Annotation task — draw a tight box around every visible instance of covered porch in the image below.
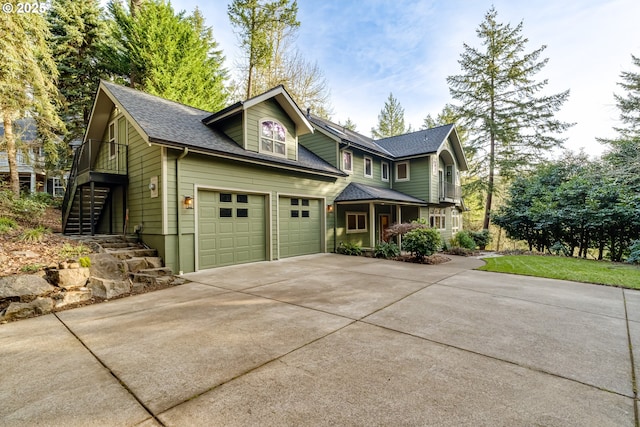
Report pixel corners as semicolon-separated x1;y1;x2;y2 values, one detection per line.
332;182;428;249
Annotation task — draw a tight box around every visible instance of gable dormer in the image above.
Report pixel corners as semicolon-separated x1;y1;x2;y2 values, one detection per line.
202;85;313;162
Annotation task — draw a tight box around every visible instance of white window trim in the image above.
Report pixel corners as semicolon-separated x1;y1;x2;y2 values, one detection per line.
395;161;410;182
430;208;446;230
342;150;353;174
258;118;287;158
452;209;460;233
364;156;373;178
346;211;367;233
381;162;389;182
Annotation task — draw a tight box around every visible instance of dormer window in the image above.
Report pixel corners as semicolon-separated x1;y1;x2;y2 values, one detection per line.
260;119;286;156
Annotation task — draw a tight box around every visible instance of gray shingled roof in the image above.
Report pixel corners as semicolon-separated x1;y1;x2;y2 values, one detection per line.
335;182;427;205
375;124;454;158
308;115;393;158
0;118;38;142
101;81;344;177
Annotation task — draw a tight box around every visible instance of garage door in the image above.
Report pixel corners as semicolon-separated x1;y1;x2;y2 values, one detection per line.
279;197;322;258
198;190;266;269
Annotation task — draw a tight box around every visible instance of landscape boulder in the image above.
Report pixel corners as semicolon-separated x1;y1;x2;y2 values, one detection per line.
55;288;93;309
0;275;55;299
1;297;55;321
87;277;131;299
46;268;90;290
89;253;127;280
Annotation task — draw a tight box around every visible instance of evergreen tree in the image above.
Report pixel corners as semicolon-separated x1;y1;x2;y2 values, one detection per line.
371;93;409;139
0;5;64;195
339;118;357;131
447;7;571;229
228;0;299;99
600;54;640;192
48;0;108;145
107;0;228;111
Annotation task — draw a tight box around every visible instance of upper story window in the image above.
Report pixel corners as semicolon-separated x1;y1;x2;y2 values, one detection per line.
260;119;286;156
364;156;373;178
381;162;389;181
395;161;410;181
108;121;116;158
342;150;353;173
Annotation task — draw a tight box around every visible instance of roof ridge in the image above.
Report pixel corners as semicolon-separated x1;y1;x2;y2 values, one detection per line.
100;79;214;115
377;123;454;142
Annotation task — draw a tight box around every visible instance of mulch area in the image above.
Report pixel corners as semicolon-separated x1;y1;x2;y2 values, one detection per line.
394;254;452;264
0;208;87;276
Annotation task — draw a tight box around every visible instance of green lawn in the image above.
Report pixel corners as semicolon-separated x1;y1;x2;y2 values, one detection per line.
478;255;640;289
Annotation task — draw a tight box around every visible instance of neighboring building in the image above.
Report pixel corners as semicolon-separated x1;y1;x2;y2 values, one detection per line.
62;80;467;273
0;118;66;196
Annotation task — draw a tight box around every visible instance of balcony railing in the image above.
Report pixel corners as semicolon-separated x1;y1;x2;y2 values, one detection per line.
76;139;128;175
439;181;461;202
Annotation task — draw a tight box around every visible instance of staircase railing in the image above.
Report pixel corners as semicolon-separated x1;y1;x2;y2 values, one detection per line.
61;139;128;233
61;144;84;232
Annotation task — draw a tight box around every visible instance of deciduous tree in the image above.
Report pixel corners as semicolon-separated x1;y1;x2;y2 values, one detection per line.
228;0;298;99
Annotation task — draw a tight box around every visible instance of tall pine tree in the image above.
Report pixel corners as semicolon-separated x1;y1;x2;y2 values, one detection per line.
600;54;640;192
48;0;107;145
447;7;571;229
107;0;228;111
371;93;409;139
0;5;64;195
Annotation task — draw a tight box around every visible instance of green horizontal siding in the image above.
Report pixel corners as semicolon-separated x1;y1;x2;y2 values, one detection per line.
246;99;297;160
299;131;338;167
393;157;430;201
217;115;244;147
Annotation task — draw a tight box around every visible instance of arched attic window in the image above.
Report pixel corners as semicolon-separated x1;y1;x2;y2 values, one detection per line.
260;119;287;157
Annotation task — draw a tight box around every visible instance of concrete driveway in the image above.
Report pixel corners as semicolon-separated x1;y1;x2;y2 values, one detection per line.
1;254;638;426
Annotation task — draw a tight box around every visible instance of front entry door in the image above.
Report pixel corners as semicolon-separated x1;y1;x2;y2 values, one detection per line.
379;214;391;242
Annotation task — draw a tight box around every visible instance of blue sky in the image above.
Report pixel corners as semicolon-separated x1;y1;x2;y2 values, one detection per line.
141;0;640;156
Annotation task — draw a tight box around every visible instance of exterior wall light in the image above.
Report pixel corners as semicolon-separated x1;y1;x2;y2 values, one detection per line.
184;195;194;209
327;204;334;213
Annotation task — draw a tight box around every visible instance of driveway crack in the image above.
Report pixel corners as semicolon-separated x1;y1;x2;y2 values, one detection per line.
53;313;165;427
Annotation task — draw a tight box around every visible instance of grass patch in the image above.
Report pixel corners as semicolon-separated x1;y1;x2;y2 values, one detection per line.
479;255;640;289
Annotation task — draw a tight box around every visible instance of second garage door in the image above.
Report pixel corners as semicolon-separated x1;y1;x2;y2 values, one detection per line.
279;197;322;258
198;190;266;269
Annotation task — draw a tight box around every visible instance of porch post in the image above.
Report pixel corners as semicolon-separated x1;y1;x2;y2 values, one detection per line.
396;205;402;250
30;172;36;193
90;181;96;236
79;186;84;235
369;202;375;248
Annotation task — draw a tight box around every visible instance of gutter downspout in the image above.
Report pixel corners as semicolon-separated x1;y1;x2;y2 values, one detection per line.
176;147;188;274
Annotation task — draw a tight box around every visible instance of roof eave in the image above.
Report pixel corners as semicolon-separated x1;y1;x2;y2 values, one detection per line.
147;137;345;179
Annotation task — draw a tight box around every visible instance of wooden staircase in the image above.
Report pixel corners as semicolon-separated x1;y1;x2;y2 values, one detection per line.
63;186;110;235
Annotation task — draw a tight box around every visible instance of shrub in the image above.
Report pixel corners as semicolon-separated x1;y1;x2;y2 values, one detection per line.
402;227;442;261
452;231;476;250
17;226;49;243
59;243;91;258
627;240;640;265
30;192;53;206
78;256;91;268
20;263;44;273
384;220;428;240
337;241;362;256
446;246;474;256
469;229;492;249
0;217;18;234
11;197;47;225
374;241;400;259
550;241;571;257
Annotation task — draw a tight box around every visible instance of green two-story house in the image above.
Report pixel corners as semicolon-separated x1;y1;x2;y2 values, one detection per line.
63;81;467;273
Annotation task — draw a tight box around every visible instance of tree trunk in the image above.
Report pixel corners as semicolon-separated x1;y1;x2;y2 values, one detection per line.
483;74;496;230
2;112;20;196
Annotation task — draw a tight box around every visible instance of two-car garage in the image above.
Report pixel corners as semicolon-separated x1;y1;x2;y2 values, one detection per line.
197;189;323;270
